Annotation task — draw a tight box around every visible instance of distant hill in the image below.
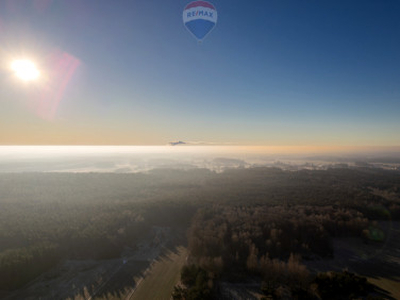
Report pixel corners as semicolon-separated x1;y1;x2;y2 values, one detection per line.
168;141;186;146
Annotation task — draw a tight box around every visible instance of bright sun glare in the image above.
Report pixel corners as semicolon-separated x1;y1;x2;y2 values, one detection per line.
11;60;40;81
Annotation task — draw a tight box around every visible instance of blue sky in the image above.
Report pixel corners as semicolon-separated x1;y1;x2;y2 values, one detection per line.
1;0;400;147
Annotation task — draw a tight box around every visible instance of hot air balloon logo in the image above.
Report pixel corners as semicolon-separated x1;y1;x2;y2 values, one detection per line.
183;1;218;42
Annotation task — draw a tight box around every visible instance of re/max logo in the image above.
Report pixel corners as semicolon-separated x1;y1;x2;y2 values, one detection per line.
187;10;214;18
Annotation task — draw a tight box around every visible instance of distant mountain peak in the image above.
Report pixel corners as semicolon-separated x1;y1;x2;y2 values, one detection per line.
168;141;186;146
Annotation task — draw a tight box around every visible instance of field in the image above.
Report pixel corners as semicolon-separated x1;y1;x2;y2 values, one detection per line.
305;221;400;299
3;226;183;300
131;246;187;300
3;256;150;300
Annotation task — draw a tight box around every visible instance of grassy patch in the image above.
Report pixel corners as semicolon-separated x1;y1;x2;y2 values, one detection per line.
367;276;400;300
131;246;187;300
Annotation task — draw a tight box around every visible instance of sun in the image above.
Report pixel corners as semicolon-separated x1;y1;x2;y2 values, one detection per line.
11;60;40;81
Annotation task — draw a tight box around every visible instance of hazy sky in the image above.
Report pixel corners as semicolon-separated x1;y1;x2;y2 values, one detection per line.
0;0;399;147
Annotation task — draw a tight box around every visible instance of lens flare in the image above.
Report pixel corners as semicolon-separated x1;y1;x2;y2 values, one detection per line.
11;60;40;81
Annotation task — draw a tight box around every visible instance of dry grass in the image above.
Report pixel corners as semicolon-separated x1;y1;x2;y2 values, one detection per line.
367;277;400;300
131;246;187;300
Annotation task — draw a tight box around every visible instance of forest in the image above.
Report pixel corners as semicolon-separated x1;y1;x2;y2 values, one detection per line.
0;167;400;298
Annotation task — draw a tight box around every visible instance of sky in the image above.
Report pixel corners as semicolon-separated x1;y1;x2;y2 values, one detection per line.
0;0;399;148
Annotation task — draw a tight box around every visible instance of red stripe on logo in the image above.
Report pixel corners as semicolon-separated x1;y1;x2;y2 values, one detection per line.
185;1;215;10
